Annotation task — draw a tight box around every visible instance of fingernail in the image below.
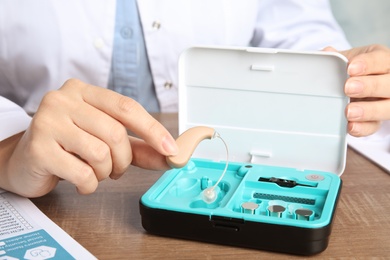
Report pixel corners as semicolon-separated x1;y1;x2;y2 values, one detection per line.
348;61;365;75
349;122;361;136
347;106;364;120
162;135;178;155
110;174;120;180
345;80;364;95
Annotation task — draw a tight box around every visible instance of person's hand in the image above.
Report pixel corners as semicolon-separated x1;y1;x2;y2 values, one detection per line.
0;79;178;198
324;45;390;137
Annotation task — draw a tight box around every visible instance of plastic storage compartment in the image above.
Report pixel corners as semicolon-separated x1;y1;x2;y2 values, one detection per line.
140;46;349;255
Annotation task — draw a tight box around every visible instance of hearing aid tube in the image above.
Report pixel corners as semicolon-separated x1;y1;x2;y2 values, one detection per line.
166;126;215;168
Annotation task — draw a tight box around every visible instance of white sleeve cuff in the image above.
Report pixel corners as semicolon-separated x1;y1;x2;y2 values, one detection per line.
0;96;31;141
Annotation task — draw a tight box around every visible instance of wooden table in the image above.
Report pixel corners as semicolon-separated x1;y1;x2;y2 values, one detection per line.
31;113;390;259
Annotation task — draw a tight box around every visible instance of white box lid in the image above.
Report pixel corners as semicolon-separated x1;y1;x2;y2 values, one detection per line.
178;46;349;176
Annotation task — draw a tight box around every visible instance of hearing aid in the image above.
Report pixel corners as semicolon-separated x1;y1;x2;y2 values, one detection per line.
166;126;229;204
166;126;216;168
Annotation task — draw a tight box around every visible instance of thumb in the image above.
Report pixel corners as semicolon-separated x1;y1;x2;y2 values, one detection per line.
322;46;338;52
322;45;372;60
340;45;390;76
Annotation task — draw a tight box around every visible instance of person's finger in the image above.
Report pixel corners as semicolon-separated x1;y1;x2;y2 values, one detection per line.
345;74;390;98
35;93;114;181
23;127;99;195
128;136;170;170
49;149;100;195
322;46;338;52
60;79;178;156
70;100;132;177
346;99;390;122
56;123;113;181
340;45;390;76
348;121;381;137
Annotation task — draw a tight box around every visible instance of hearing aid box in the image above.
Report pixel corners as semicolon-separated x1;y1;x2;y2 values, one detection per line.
140;46;349;255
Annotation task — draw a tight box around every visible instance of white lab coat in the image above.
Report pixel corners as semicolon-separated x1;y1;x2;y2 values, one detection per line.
0;0;350;141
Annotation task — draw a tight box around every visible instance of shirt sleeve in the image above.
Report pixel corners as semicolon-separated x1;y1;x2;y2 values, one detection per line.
252;0;351;50
0;96;31;141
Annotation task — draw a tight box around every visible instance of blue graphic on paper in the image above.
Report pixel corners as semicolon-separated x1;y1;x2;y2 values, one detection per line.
0;230;74;259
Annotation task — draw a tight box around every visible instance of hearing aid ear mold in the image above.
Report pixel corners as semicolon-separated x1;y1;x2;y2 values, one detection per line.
166;126;216;169
166;126;229;204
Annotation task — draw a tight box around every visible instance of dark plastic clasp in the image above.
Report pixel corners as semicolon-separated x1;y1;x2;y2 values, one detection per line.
258;177;316;188
259;177;298;187
210;216;244;232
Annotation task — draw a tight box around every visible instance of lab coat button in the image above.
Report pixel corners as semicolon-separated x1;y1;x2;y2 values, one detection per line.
152;21;161;30
164;81;173;89
94;38;104;49
120;27;133;39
